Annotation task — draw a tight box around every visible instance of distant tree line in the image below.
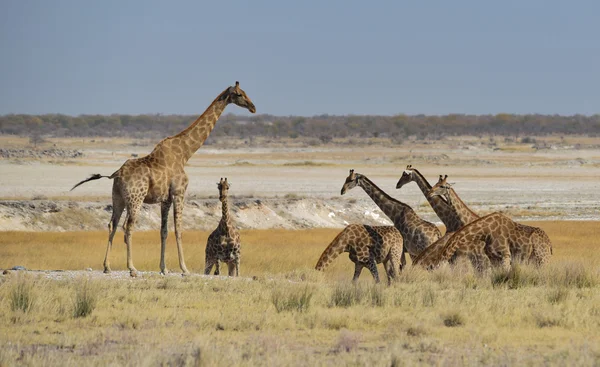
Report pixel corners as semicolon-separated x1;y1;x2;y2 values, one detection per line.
1;113;599;140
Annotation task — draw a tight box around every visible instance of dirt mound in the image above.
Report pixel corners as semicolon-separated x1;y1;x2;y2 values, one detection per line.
0;198;398;232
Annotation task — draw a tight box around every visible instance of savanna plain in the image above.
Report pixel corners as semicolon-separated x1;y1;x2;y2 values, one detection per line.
1;135;599;366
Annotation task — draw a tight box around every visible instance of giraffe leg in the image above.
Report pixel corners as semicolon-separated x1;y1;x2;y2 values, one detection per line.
159;199;172;275
214;261;221;275
470;247;491;274
366;258;380;284
124;199;142;277
352;262;363;282
173;194;190;275
104;195;125;274
227;262;236;277
400;250;406;272
385;257;399;285
383;260;393;286
204;257;217;275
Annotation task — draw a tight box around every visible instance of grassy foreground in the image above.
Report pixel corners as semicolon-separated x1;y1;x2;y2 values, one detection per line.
0;221;599;366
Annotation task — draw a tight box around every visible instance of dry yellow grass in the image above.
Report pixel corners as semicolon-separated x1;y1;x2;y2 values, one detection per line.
1;221;598;275
0;222;599;366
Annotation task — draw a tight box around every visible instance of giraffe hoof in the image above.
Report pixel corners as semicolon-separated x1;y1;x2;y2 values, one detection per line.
181;271;191;277
103;268;111;274
160;269;169;276
130;270;138;278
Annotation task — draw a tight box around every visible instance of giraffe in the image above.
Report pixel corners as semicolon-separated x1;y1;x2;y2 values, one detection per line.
413;177;553;271
340;170;442;261
396;165;479;232
402;171;481;263
431;175;551;266
204;178;241;277
315;224;403;285
71;82;255;277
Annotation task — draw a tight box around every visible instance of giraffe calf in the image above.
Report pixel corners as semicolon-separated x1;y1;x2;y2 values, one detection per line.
204;178;241;277
205;236;240;276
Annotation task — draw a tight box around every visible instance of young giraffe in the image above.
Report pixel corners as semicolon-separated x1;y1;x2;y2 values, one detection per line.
315;224;403;285
396;165;479;232
340;170;441;260
204;178;241;277
414;177;552;271
71;82;255;277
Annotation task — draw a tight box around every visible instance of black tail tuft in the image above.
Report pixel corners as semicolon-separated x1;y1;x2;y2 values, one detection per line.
70;173;110;191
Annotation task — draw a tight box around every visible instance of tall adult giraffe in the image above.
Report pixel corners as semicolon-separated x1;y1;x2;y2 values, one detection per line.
341;169;441;260
71;82;256;277
396;165;479;232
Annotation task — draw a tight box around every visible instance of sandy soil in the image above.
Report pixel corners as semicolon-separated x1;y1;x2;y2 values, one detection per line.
0;135;599;231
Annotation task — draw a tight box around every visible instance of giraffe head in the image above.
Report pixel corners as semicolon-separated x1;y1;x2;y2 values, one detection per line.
412;251;440;271
340;169;359;195
221;81;256;113
427;175;451;200
217;177;230;202
396;165;415;189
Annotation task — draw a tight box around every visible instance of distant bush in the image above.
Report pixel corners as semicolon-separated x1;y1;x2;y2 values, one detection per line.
2;113;599;139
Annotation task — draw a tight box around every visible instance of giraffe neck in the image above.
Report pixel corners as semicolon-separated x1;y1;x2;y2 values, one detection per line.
410;169;433;193
172;90;230;164
446;188;478;222
411;169;456;227
219;197;231;233
357;175;410;229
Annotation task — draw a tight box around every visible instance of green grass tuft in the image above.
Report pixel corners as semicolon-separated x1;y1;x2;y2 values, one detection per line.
271;286;313;313
72;277;98;318
10;274;36;313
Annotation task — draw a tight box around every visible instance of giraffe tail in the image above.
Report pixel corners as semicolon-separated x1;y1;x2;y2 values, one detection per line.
70;174;112;191
315;227;350;271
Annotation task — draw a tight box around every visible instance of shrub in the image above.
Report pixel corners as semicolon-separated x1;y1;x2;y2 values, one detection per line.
442;312;465;327
10;275;35;313
547;287;569;305
271;287;313;313
369;285;386;307
329;283;365;308
491;264;539;289
73;277;98;318
421;287;436;307
535;313;563;328
561;263;597;288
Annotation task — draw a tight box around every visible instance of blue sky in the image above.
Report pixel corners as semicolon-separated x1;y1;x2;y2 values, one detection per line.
1;0;598;116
